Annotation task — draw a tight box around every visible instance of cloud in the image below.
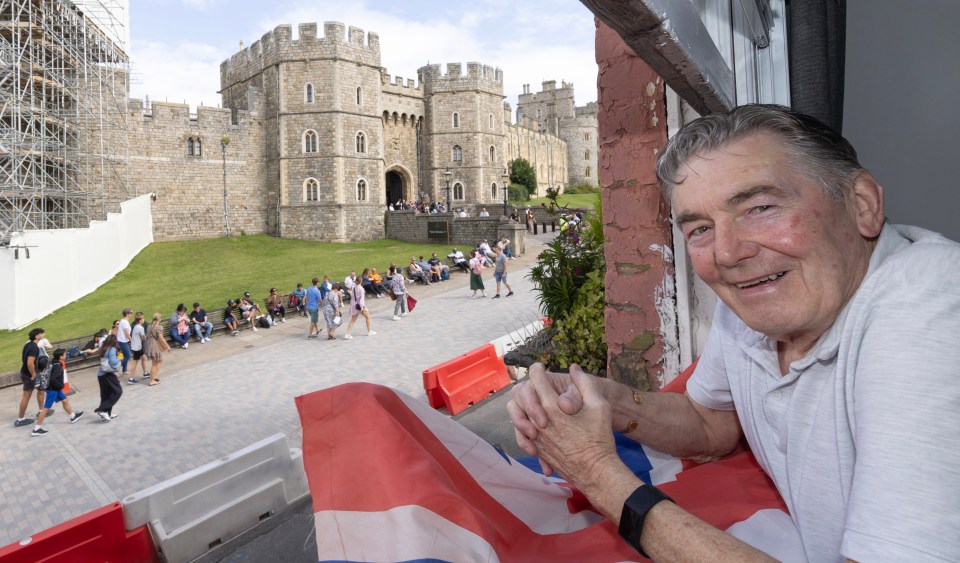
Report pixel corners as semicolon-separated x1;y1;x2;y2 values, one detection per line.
129;0;598;111
130;40;227;108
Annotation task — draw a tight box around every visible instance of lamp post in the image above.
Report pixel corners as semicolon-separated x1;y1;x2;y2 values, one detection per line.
221;136;231;236
501;169;510;217
443;169;452;213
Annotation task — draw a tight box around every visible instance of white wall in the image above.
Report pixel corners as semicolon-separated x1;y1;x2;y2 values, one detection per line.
1;194;154;330
844;0;960;241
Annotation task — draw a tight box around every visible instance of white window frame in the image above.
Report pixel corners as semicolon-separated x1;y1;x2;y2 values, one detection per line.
356;131;366;154
453;182;464;200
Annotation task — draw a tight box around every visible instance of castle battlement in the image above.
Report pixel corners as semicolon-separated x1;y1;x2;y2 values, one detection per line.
221;21;381;87
575;102;598;117
418;61;503;87
127;97;259;129
381;71;421;93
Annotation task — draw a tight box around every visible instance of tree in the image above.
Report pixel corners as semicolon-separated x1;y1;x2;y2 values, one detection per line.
509;158;538;196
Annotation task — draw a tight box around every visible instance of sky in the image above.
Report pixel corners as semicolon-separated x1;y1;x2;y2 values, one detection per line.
127;0;599;116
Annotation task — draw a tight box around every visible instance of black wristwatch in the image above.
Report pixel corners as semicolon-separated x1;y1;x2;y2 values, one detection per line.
618;485;675;558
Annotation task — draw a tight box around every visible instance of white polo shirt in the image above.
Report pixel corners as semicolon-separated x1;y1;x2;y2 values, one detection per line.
687;224;960;562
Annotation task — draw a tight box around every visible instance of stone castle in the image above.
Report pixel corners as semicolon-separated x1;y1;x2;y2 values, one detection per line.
132;22;598;242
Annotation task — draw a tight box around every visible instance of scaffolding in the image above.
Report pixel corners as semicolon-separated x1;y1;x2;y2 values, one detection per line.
0;0;129;243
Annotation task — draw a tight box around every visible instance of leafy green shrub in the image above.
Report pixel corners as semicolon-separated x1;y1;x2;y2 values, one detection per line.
528;192;607;373
509;158;538;196
563;182;600;195
508;184;529;203
553;268;607;375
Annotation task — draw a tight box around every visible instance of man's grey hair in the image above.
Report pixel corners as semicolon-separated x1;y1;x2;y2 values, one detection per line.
656;104;863;204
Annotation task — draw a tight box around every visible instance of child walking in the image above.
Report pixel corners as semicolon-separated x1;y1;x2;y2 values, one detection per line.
31;349;84;436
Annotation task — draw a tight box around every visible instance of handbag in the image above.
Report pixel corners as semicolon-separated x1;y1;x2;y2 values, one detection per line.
99;355;116;373
406;294;417;312
387;289;397;301
333;315;342;326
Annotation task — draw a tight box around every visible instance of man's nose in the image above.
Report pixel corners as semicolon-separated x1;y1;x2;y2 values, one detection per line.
713;223;758;267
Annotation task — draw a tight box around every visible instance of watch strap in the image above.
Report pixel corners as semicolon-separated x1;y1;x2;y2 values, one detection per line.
618;485;674;558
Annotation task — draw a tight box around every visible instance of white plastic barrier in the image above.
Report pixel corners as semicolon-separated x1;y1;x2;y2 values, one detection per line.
0;193;154;330
121;433;309;563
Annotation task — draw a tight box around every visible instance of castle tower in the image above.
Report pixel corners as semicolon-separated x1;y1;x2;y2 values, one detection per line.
419;62;507;210
220;22;385;242
517;80;598;186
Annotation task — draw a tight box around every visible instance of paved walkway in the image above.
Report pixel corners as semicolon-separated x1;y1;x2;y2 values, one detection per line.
0;239;551;547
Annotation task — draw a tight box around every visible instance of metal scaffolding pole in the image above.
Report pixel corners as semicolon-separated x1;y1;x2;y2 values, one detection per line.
0;0;129;243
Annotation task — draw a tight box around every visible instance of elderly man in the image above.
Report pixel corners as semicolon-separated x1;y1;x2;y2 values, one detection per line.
508;105;960;561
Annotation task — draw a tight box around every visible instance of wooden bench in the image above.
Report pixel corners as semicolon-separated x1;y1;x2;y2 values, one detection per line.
421;343;511;415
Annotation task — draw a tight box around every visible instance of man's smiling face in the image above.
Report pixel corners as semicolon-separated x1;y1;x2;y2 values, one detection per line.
673;132;882;350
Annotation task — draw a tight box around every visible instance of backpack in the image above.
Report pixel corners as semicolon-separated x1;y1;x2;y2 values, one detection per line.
35;350;52;391
288;294;300;308
257;316;272;329
65;346;82;359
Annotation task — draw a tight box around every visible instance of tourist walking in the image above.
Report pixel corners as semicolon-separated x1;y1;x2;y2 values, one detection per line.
390;267;408;320
143;312;171;386
344;280;375;339
14;328;48;428
30;349;84;436
306;277;322;339
94;335;123;421
117;308;133;376
469;250;486;298
128;312;148;383
322;282;343;340
492;246;514;298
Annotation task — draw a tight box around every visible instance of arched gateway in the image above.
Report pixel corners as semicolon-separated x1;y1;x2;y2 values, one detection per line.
385;167;411;206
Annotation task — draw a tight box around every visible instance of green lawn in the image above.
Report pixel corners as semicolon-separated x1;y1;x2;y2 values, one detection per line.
527;193;597;209
1;235;455;373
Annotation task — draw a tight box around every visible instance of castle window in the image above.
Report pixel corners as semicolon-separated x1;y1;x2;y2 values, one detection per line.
583;132;590;141
195;138;202;157
303;130;318;153
489;146;495;164
356;86;362;105
489;113;494;129
584;150;590;160
491;182;498;199
305;83;314;104
186;138;194;156
356;131;366;154
452;112;460;128
452;145;462;162
537;109;541;118
304;178;319;202
585;166;592;178
453;182;464;200
356;178;367;201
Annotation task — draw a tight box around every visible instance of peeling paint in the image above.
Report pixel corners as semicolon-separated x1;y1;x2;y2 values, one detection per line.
625;331;656;352
645;82;656;97
609;302;643;313
648;243;674;263
651;115;659;127
614;262;652;274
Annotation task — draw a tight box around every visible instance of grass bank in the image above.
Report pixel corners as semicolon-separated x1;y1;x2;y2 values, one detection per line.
1;236;454;373
526;193;597;209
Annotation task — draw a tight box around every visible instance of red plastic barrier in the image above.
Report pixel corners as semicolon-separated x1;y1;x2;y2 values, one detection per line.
0;502;158;563
422;343;511;415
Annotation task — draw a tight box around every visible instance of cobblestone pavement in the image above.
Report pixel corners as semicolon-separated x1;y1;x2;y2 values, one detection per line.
0;237;552;547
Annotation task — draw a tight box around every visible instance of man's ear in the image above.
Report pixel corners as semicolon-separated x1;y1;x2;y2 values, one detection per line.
850;171;885;238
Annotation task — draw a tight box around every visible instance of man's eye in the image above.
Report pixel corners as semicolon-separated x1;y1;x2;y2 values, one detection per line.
688;225;711;239
749;205;773;214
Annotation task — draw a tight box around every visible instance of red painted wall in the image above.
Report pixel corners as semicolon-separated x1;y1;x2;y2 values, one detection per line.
596;21;673;390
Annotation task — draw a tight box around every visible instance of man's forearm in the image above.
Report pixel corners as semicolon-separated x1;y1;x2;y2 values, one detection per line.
583;457;772;562
600;379;740;460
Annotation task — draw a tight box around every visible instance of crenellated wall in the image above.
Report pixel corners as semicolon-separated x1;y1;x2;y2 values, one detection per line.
419;62;509;209
125;98;268;240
